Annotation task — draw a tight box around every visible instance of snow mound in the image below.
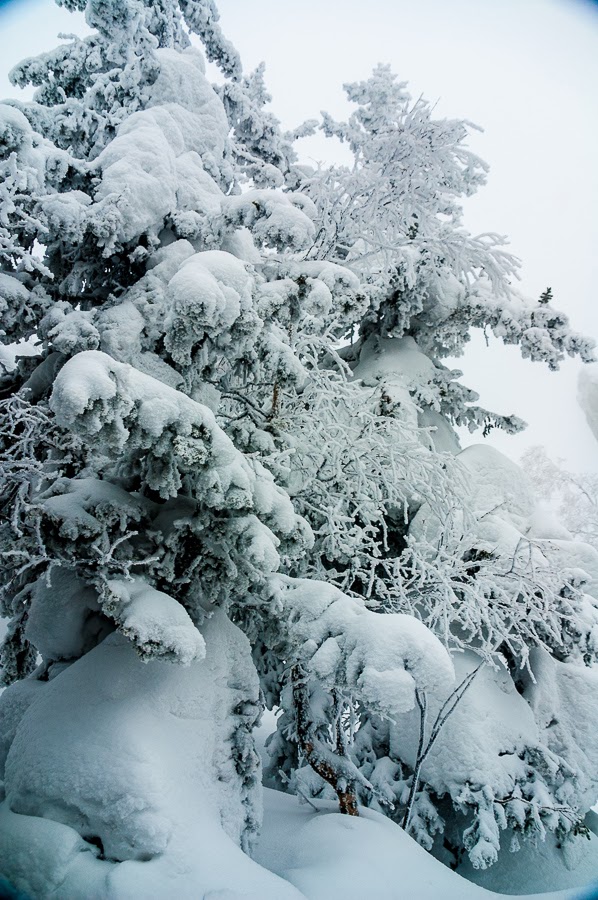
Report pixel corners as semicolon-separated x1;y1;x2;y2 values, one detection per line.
0;612;300;899
459;444;536;527
256;788;573;900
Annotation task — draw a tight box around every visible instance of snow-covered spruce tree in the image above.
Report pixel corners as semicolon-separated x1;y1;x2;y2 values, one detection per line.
0;1;597;894
0;2;457;895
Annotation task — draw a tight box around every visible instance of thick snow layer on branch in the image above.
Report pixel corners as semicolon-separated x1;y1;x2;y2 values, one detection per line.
50;349;233;455
352;335;462;452
354;335;437;387
0;104;33;151
525;647;598;813
40;476;149;539
462;281;595;370
90;46;229;248
0;275;30;337
101;577;205;664
390;645;598;871
0;103;62;280
0;102;58;184
223;189;316;251
394;651;539;798
164;249;254;366
270;576;454;715
148;45;227;149
93;110;179;243
49;351;296;524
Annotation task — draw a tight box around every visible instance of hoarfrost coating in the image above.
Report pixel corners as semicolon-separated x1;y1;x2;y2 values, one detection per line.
0;0;597;896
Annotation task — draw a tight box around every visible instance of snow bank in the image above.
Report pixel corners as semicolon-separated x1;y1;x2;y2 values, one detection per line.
256;788;574;900
0;612;301;899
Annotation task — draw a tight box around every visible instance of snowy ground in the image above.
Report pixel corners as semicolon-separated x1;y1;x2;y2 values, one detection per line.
1;679;598;898
255;788;591;900
254;712;598;900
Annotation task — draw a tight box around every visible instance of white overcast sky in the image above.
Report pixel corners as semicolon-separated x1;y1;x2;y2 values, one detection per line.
1;0;597;470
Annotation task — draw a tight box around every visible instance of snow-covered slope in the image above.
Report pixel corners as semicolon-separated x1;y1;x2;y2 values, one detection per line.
255;788;585;900
254;717;598;900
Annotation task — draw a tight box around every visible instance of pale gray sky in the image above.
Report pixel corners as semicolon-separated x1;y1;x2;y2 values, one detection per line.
1;0;597;470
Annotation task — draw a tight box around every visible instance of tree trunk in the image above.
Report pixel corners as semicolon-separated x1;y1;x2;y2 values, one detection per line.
291;664;359;817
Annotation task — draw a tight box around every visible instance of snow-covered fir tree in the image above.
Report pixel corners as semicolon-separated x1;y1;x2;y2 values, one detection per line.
0;1;597;895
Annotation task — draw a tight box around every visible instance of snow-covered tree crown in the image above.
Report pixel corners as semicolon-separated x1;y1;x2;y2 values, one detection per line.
287;65;595;370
